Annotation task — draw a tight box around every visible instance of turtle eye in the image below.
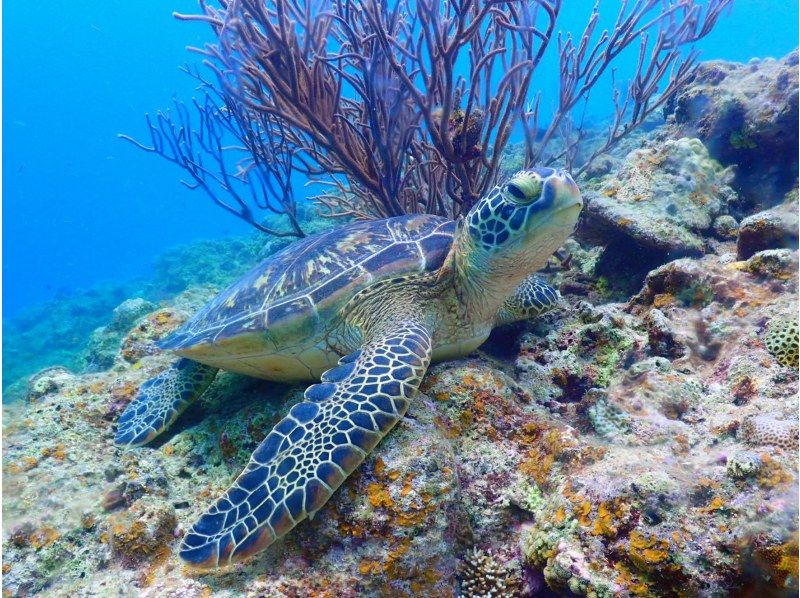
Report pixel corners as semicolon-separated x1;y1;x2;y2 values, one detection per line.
506;183;527;201
504;174;542;204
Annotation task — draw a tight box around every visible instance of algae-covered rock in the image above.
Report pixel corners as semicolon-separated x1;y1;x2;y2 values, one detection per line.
740;248;799;279
109;497;177;567
577;137;739;296
118;308;191;363
737;195;800;260
25;366;76;401
581;137;736;257
83;298;157;371
666;51;799;208
713;214;739;240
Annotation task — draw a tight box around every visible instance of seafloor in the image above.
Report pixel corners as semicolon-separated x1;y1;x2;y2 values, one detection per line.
2;52;799;597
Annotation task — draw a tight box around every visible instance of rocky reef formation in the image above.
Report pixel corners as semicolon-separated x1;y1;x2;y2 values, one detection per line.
3;237;797;596
3;53;798;597
2;284;136;402
736;190;800;260
665;50;799;210
578;136;739;295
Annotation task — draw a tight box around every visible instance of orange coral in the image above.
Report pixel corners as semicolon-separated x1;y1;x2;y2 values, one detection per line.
367;483;395;509
756;454;793;488
628;531;672;570
29;526;61;549
517;422;605;488
140;546;172;587
591;499;632;539
704;496;727;513
21;456;39;471
753;534;799;588
41;443;66;461
613;562;651;596
652;293;675;309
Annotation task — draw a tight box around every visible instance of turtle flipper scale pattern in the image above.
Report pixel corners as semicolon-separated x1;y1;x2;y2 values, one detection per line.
179;319;432;569
495;274;560;325
115;359;218;447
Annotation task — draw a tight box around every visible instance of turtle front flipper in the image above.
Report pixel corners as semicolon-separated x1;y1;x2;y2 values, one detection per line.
115;359;218;447
179;318;432;569
495;274;560;326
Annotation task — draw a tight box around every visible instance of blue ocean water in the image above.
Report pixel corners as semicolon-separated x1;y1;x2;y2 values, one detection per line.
4;1;797;318
3;0;798;317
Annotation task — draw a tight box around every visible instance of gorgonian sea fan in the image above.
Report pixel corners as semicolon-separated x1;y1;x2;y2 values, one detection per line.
123;0;731;235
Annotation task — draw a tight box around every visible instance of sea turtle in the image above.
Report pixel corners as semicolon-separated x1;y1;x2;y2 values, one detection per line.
116;168;583;569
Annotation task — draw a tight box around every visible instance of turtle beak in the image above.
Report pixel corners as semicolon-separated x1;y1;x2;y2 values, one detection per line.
551;169;583;213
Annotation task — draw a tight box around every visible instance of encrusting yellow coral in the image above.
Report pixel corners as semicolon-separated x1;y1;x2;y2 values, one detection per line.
764;316;799;368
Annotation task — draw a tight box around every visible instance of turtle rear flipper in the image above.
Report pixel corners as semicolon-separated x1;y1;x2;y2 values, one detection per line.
179;317;432;569
115;359;218;447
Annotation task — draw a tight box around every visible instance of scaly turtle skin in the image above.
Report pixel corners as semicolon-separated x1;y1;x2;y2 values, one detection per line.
115;168;583;569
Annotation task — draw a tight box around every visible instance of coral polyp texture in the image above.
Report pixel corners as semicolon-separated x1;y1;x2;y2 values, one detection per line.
458;548;521;597
741;415;800;451
764;316;800;368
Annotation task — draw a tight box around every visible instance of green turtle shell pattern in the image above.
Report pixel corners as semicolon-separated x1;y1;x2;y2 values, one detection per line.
160;215;456;352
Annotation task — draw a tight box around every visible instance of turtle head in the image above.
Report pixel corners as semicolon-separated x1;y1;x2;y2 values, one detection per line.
465;168;582;254
460;167;582;290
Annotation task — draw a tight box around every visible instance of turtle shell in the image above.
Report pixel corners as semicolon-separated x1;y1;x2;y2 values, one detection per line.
160;214;456;352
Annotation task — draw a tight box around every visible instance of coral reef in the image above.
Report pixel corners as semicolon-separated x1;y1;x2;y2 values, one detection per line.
458;548;521;597
3;50;798;598
583;137;736;254
82;298;156;371
6;232;796;595
741;416;799;451
577;137;738;294
2;283;136;400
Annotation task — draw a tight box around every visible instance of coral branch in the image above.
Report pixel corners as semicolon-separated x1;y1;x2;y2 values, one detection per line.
532;0;733;174
128;0;731;232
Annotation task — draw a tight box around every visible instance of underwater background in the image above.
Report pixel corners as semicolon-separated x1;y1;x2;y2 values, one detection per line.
3;0;800;596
